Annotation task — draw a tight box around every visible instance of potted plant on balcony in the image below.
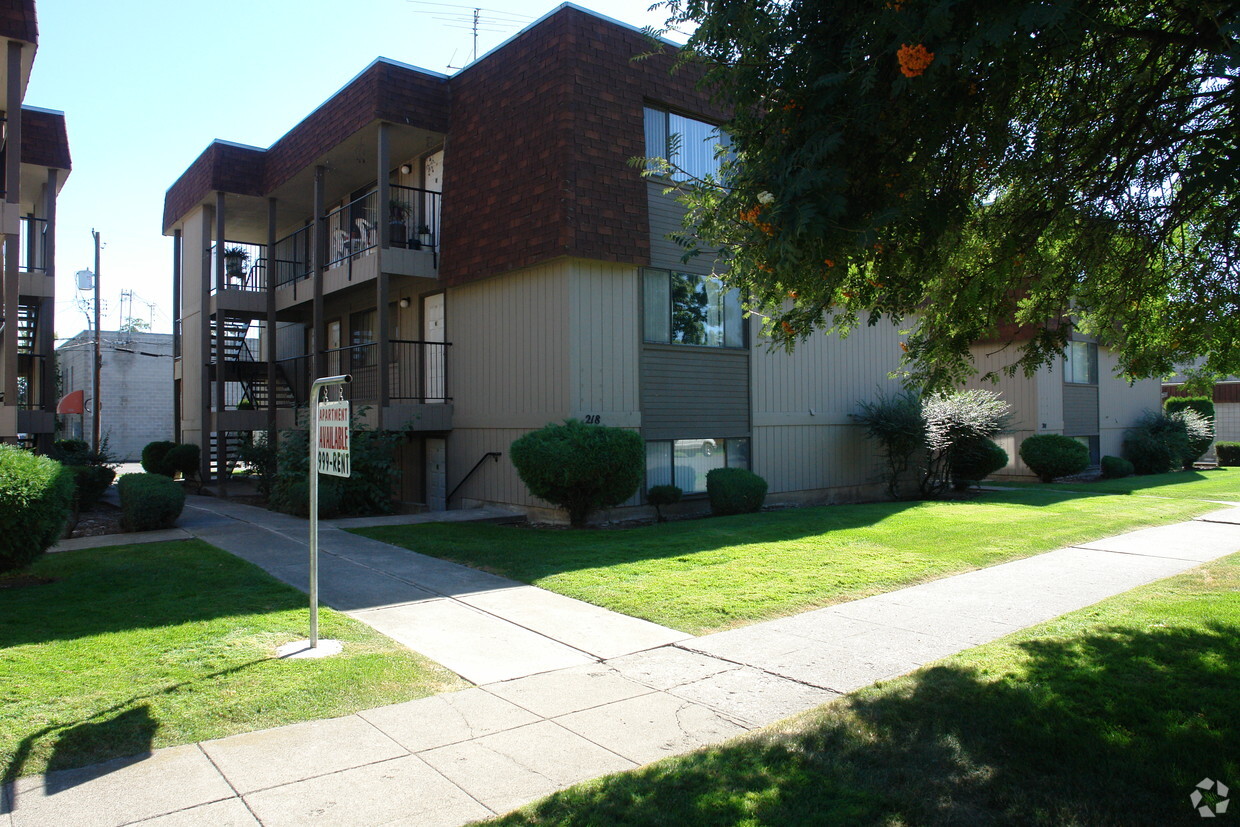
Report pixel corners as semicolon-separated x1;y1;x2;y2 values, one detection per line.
223;246;250;283
388;199;411;248
416;224;434;249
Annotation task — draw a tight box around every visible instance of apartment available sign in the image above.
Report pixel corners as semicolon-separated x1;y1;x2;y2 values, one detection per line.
316;399;350;477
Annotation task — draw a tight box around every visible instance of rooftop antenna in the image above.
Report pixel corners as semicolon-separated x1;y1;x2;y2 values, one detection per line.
407;1;532;70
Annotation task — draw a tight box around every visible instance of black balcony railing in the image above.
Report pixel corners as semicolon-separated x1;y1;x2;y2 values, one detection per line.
19;217;47;273
388;185;440;254
392;340;449;403
271;341;450;410
209;240;268;293
273;224;313;288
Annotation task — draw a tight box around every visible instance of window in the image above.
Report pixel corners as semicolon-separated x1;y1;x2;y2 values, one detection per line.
1074;435;1101;466
644;106;730;182
349;309;377;369
1064;341;1098;384
646;438;750;495
644;269;744;348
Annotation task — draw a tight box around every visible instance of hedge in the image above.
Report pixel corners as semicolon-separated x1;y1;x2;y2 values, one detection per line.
1100;455;1134;479
141;440;178;477
706;467;768;516
0;444;74;573
1217;442;1240;467
118;473;186;531
1019;434;1089;483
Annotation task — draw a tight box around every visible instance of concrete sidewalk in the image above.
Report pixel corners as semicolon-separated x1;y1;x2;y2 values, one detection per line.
8;506;1240;826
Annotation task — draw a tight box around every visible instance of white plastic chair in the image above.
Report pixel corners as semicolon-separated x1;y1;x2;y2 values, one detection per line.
355;218;376;250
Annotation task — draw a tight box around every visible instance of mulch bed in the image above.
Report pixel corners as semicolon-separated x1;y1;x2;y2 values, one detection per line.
66;503;125;539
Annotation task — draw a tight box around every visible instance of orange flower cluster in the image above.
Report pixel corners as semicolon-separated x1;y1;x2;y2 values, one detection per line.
897;43;934;78
885;0;904;9
781;321;795;335
823;258;835;267
738;205;776;236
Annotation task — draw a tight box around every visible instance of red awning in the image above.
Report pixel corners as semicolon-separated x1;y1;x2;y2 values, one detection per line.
56;389;85;415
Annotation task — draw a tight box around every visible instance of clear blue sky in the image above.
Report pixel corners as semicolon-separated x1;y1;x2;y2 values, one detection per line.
26;1;676;338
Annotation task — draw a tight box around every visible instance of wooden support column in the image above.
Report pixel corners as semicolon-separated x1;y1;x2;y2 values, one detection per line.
266;197;278;438
376;123;392;427
37;169;58;450
1;41;21;421
172;229;182;441
311;166;326;380
199;207;212;483
214;193;227;486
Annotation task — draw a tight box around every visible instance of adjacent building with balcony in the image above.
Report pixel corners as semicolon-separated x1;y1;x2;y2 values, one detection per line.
0;0;71;449
163;3;1161;517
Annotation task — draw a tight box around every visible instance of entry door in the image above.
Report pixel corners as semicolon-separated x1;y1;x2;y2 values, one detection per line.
426;437;446;511
326;320;342;376
423;294;445;403
424;150;443;246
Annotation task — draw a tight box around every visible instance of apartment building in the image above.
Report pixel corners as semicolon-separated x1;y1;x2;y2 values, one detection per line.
164;3;1159;516
0;0;71;450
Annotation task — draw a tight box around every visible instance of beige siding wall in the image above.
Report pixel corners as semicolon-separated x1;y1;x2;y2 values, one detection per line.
964;344;1046;476
178;207;211;449
1097;348;1160;458
752;320;906;495
447;258;642;510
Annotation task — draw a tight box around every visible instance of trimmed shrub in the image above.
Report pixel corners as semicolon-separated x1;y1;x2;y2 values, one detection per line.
706;467;768;516
949;438;1008;490
1123;430;1177;475
118;473;186;531
510;419;644;527
1217;442;1240;466
0;444;75;573
165;443;201;479
1122;409;1211;473
69;464;117;509
647;484;682;522
50;438;92;465
141;440;178;477
1100;455;1134;479
1019;434;1089;483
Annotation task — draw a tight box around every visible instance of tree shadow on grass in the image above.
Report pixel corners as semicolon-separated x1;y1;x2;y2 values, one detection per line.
491;623;1240;826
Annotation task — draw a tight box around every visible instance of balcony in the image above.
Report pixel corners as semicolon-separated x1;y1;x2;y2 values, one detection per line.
18;216;47;273
271;185;440;297
215;340;452;432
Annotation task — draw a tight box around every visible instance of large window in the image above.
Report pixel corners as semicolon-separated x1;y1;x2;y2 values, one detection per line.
1064;341;1098;384
646;438;750;495
644;269;744;348
644;106;730;183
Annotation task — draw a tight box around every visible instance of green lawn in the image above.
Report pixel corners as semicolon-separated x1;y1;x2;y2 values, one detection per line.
995;466;1240;501
355;490;1218;635
485;552;1240;825
0;540;466;780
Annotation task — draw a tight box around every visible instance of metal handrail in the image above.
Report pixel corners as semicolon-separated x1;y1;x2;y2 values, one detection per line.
447;452;501;503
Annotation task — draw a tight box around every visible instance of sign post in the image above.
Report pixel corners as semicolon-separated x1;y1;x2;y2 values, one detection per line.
308;374;350;649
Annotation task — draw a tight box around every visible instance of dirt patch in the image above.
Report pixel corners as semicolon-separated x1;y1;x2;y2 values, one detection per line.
67;503;125;539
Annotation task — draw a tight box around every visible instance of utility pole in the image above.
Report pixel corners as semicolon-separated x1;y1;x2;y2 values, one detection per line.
92;229;101;453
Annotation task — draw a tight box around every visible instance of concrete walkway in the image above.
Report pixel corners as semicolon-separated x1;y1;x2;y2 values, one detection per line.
8;504;1240;826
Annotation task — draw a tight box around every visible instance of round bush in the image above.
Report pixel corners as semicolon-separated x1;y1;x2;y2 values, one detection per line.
510;420;644;527
70;464;117;509
1019;434;1089;483
950;438;1008;490
1122;431;1176;475
706;467;768;516
165;443;201;478
0;444;75;573
141;440;178;477
647;484;682;522
118;473;187;531
1100;455;1134;479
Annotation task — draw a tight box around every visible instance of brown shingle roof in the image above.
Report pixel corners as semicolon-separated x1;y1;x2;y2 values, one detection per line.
0;0;37;45
20;106;69;169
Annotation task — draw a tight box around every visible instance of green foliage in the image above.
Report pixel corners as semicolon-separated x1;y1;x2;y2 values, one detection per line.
647;484;683;522
164;443;200;478
141;440;178;477
705;467;768;516
237;434;279;498
1123;409;1213;474
118;473;186;531
919;390;1012;496
1216;442;1240;466
0;444;74;573
269;414;401;518
852;390;925;498
510;419;644;527
68;464;117;510
949;438;1008;490
655;1;1240;391
49;436;115;469
1019;434;1090;483
1164;396;1216;466
1100;455;1135;479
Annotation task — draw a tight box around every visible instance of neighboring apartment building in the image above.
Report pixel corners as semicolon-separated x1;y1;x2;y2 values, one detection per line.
56;330;174;460
0;0;71;450
162;3;1158;516
1164;378;1240;456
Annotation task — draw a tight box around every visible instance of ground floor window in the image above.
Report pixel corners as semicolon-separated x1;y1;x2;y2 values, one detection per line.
1073;435;1101;466
646;437;750;494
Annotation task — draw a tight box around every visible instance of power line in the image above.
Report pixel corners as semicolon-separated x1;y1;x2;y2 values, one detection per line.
407;1;532;68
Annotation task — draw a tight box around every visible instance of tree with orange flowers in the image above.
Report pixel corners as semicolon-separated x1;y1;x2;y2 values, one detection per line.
649;0;1239;391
